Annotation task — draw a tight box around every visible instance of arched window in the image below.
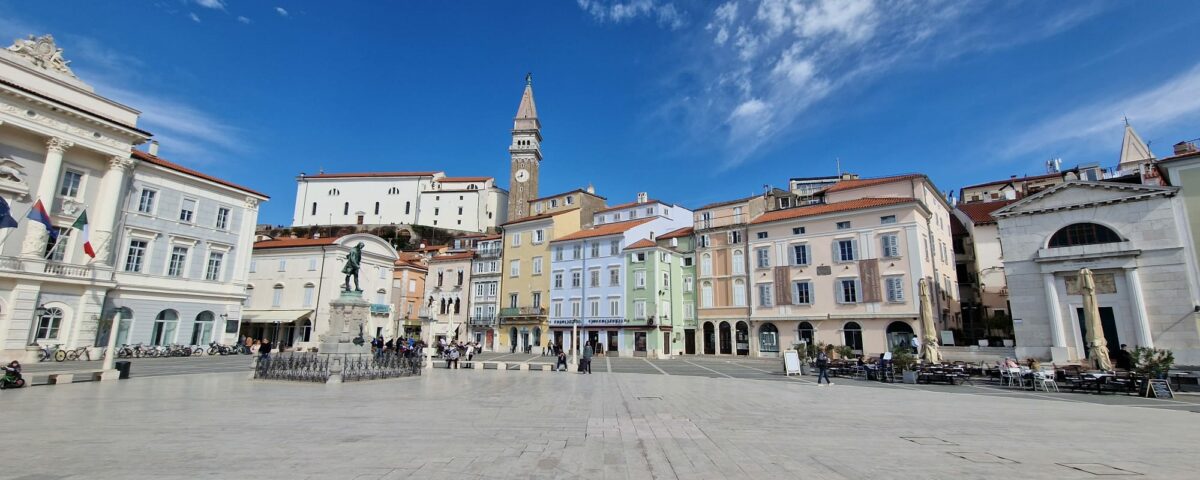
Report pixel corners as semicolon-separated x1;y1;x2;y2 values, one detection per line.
797;321;814;345
190;311;215;345
374;202;380;215
388;187;400;195
759;322;779;353
272;284;284;307
152;310;179;346
328;188;340;196
376;289;387;304
454;298;461;314
405;201;411;214
732;249;745;275
468;184;478;190
1048;223;1122;248
343;202;349;215
311;202;317;215
732;279;746;306
886;321;915;350
701;281;714;308
701;253;712;276
35;307;65;340
303;283;315;307
842;321;863;353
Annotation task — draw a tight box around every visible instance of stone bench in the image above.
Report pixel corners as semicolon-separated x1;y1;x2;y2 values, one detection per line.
35;370;112;385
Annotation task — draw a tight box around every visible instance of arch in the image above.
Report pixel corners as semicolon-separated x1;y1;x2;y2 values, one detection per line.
388;186;401;195
453;298;461;314
842;321;863;354
886;321;915;351
311;202;317;215
735;321;750;355
509;327;518;351
700;281;714;308
1048;222;1122;248
718;321;732;355
758;322;779;354
328;188;340;196
343;202;349;215
703;322;716;354
190;311;216;345
152;309;180;346
272;284;284;307
531;326;541;347
797;321;814;345
732;279;746;306
34;306;66;341
700;253;713;276
732;249;745;274
297;318;313;342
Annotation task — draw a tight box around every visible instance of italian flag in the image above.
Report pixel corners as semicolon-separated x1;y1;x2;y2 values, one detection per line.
72;210;94;258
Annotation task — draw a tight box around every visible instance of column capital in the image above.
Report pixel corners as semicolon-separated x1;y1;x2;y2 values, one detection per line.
46;137;74;154
244;196;260;210
108;155;135;172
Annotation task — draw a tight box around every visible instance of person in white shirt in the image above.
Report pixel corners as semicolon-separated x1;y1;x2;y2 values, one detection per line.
910;336;920;355
466;343;475;361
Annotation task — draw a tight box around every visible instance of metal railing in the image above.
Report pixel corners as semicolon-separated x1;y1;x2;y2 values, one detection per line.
468;315;497;326
499;306;546;317
253;352;423;382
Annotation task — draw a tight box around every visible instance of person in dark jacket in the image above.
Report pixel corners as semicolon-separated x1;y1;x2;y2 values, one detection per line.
815;351;832;385
581;342;594;374
556;350;568;372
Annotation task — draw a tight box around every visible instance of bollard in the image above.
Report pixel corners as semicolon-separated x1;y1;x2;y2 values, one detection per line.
519;363;529;371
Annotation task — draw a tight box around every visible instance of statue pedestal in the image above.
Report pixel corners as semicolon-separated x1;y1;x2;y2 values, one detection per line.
319;291;371;356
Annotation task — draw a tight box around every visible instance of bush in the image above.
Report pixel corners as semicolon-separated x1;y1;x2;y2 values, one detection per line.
890;344;917;371
1133;347;1174;378
835;345;855;360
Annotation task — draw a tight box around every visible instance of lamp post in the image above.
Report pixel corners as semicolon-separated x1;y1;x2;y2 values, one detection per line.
102;309;120;371
571;318;579;368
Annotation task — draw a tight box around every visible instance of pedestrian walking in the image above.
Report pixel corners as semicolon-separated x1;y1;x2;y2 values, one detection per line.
816;350;832;385
581;342;593;374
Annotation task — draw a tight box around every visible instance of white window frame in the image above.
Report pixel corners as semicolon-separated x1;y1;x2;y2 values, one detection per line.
837;278;861;304
793;281;812;305
59;169;84;199
179;198;197;223
511;232;521;247
755;248;770;269
167;245;189;278
791;243;809;266
137;188;157;214
532;256;543;275
215;206;231;230
881;234;900;258
757;283;773;308
733;279;746;307
509;260;520;277
836;239;857;263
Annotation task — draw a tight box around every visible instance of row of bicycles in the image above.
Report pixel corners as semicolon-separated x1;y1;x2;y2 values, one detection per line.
35;341;251;362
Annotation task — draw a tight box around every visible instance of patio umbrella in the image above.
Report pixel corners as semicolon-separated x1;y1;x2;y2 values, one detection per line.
1078;268;1112;371
919;278;941;364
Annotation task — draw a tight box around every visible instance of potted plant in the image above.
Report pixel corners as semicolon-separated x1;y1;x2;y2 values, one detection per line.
835;345;855;360
1133;347;1175;380
891;344;919;384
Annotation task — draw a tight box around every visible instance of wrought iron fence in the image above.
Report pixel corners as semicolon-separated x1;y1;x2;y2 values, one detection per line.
253;352;423;382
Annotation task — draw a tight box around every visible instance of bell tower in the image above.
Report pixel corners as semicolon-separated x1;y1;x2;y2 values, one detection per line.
507;73;541;220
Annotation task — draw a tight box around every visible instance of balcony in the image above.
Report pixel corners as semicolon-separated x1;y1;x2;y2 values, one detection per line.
499;306;546;318
0;256;114;282
469;314;497;326
475;248;502;258
370;304;391;316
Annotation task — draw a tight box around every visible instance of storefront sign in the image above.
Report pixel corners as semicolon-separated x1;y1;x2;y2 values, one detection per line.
548;317;630;327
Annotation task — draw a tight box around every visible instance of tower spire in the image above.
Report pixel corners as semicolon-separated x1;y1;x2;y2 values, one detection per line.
514;73;539;131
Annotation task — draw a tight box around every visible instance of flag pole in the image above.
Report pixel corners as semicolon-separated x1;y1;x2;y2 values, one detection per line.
0;200;38;250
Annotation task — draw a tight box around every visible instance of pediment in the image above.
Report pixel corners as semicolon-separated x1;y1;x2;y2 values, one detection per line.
994;181;1175;218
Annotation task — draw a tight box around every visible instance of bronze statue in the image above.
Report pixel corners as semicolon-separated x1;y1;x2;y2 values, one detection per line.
342;242;365;292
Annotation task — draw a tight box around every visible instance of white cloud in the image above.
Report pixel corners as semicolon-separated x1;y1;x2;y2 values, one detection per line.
577;0;686;30
1006;62;1200;159
237;16;251;24
654;0;1107;169
93;80;246;163
189;12;201;23
195;0;226;10
275;7;289;17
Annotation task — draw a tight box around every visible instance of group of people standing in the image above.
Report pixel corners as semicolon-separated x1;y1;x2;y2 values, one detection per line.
436;338;478;369
370;336;426;359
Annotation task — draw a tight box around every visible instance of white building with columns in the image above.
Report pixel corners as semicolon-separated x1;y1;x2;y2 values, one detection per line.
994;181;1200;365
0;35;267;360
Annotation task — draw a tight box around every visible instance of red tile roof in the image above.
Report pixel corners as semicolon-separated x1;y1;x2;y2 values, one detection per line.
658;226;693;239
551;218;654;242
500;207;580;226
428;252;474;262
302;171;440;179
439;176;492;182
955;200;1016;225
253;237;338;249
132;150;269;198
624;238;656;250
595;199;663;214
749;198;916;225
821;174;924;194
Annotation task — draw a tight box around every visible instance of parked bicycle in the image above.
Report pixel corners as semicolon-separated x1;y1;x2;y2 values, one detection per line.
37;344;66;362
65;345;98;361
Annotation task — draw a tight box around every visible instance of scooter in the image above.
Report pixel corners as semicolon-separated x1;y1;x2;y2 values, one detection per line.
0;369;25;389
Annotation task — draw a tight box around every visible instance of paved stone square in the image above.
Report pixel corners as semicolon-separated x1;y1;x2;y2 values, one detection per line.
2;364;1199;479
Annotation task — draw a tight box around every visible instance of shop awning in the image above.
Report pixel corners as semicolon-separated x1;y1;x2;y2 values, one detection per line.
241;309;313;324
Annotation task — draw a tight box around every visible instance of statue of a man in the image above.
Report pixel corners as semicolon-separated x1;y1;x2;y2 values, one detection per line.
342;242;365;292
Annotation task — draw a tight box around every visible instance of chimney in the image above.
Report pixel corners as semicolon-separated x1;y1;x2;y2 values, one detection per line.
586;183;595;194
1175;141;1198;156
636;192;648;203
148;140;159;156
839;172;858;180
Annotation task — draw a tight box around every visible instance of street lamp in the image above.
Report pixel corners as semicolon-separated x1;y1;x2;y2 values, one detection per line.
27;304;48;346
571;318;580;368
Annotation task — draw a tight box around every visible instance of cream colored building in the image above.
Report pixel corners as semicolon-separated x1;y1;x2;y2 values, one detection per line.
419;250;474;344
744;174;959;358
498;207;583;353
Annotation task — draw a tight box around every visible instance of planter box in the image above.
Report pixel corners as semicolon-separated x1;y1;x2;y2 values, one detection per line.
902;370;919;384
1002;339;1015;347
800;364;812;375
978;339;989;347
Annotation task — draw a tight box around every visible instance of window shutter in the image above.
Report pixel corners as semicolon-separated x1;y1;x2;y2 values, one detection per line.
832;240;839;262
855;279;863;303
851;239;859;261
788;245;797;266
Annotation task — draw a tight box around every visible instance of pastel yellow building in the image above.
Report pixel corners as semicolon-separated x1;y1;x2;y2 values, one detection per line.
497;207;583;353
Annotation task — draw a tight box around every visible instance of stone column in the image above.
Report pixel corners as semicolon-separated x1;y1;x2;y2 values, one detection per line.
20;137;73;257
1043;273;1071;363
1124;267;1154;348
90;155;134;266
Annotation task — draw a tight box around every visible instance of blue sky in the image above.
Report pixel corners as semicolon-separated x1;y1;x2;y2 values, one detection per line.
3;1;1199;225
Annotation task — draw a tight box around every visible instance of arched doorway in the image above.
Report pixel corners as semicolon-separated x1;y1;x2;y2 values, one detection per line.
758;323;779;356
886;321;915;352
190;311;215;346
151;310;179;346
735;321;750;355
95;307;133;347
508;327;518;353
703;322;716;354
843;321;863;354
718;322;732;354
797;321;815;346
531;327;541;350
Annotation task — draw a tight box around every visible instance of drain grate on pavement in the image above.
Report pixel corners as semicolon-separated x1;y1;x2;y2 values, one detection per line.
901;436;957;446
948;452;1018;464
1057;463;1142;476
635;395;663;400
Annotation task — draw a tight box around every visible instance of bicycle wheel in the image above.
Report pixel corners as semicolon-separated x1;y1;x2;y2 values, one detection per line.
67;350;79;361
54;350;67;362
14;379;24;388
38;350;48;362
